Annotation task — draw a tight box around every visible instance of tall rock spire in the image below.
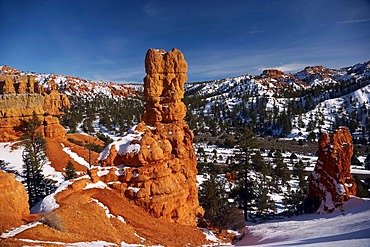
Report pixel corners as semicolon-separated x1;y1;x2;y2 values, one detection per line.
99;48;203;226
141;48;188;124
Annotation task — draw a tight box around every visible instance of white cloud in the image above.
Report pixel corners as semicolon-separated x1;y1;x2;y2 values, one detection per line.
90;68;144;84
337;18;370;24
258;63;308;73
144;0;164;17
249;30;265;34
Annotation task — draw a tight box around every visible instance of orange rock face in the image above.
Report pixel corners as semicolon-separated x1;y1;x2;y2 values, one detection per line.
308;127;357;213
99;48;203;226
1;177;208;246
0;170;29;233
0;73;70;141
141;48;188;124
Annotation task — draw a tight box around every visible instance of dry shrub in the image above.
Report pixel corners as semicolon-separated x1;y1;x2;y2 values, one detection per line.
41;212;63;231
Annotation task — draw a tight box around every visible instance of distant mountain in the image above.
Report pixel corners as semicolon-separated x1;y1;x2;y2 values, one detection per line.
184;61;370;141
186;61;370;95
0;65;138;98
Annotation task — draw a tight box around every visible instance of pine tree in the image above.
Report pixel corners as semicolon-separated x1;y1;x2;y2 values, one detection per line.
255;186;269;215
199;172;227;222
64;160;77;180
283;188;305;216
21;111;53;207
232;127;260;220
273;158;290;185
198;171;245;230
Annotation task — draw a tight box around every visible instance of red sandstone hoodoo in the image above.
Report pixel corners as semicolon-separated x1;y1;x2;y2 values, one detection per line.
98;48;203;226
308;126;357;213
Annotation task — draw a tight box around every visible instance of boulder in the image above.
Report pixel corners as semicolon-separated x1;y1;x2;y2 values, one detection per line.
308;126;357;213
0;170;30;233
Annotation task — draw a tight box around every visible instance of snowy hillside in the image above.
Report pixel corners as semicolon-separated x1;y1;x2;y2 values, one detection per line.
236;196;370;246
184;61;370;139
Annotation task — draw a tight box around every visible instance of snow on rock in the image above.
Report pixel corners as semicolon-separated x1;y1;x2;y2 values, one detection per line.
0;222;41;239
202;228;222;243
61;143;91;168
134;232;146;243
30;180;72;214
98;125;143;161
84;181;110;190
127;186;140;193
89;198;126;225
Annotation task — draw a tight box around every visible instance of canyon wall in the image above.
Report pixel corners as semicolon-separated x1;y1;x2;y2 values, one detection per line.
0;73;70;141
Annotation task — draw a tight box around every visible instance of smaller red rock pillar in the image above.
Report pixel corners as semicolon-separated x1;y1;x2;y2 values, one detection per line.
308;127;357;213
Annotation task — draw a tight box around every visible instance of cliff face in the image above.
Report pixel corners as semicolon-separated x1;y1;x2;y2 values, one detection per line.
99;48;203;226
0;73;70;141
308;127;357;213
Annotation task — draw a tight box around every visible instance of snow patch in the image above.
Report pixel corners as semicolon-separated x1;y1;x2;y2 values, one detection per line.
0;222;41;238
84;181;110;190
202;228;221;243
89;198;127;225
134;232;146;243
127;186;140;193
237;197;370;246
62;143;91;168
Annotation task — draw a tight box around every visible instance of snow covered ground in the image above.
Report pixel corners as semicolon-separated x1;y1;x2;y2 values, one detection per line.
0;142;64;184
236;196;370;246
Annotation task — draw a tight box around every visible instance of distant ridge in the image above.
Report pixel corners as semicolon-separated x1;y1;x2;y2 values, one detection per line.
0;65;138;99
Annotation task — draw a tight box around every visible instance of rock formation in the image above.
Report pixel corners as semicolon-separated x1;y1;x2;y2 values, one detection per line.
141;48;187;123
99;48;203;226
0;170;30;233
0;74;70;141
261;69;285;79
308;127;357;213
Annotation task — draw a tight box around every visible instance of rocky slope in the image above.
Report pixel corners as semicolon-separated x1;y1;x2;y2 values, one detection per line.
0;170;210;247
0;170;35;233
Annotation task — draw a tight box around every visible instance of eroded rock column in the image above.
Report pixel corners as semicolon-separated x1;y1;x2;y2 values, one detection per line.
308;127;357;213
99;48;203;226
141;48;187;124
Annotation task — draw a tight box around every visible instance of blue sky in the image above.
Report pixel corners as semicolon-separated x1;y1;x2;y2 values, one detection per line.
1;0;370;83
